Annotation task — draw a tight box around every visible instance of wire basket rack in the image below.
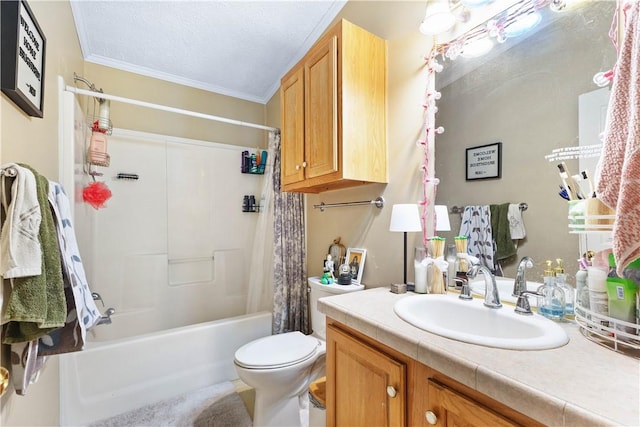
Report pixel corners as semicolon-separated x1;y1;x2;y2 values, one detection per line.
574;302;640;359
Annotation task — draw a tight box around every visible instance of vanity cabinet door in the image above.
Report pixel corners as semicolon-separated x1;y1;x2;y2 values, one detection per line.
426;379;518;427
326;324;406;427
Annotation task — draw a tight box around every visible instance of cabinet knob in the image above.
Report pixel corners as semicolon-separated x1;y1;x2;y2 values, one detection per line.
302;161;307;168
295;164;301;170
386;386;397;398
425;410;438;425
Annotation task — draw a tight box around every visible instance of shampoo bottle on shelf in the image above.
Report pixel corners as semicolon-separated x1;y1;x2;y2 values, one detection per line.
537;260;565;321
555;259;575;320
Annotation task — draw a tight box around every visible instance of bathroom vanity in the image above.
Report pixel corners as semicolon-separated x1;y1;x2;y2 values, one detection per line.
319;288;640;426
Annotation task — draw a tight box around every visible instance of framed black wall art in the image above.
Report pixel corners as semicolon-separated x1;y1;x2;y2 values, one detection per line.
466;142;502;181
1;0;46;118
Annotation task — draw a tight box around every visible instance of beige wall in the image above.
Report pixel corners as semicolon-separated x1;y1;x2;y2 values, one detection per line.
82;63;267;149
1;1;83;425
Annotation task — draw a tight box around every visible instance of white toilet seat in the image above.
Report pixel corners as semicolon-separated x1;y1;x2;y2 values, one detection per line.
234;331;320;369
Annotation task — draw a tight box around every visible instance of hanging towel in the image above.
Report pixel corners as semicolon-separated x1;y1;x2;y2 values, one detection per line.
38;182;102;356
595;3;640;276
459;206;494;271
9;340;47;396
0;163;42;279
507;203;526;240
490;203;516;261
3;165;66;343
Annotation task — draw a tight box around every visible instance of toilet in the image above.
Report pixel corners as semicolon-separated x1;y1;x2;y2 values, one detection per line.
234;276;364;427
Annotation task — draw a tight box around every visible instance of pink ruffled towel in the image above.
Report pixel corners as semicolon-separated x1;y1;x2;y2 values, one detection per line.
596;3;640;276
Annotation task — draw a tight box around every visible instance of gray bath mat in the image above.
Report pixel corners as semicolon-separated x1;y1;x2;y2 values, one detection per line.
90;382;252;427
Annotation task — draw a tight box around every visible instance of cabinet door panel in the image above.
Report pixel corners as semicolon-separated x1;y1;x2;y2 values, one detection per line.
281;67;305;186
428;380;519;427
304;35;338;180
327;324;405;427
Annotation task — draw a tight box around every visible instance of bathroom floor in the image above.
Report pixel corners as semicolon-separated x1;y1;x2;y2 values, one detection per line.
234;379;326;427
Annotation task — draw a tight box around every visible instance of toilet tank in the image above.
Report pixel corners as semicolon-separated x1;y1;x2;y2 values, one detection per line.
308;277;364;340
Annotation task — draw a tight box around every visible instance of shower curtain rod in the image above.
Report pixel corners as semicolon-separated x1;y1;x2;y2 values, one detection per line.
65;85;279;132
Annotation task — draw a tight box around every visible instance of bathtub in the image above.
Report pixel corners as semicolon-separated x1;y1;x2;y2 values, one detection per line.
59;311;272;426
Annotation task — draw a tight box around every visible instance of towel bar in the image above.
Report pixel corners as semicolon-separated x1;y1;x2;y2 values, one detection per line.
450;203;527;214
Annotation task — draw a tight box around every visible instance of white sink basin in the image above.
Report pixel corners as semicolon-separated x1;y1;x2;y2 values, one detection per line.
393;294;568;350
469;277;542;306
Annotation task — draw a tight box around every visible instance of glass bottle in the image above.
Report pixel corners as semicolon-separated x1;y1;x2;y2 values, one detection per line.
537;260;565;321
445;243;457;289
414;247;428;294
554;259;574;320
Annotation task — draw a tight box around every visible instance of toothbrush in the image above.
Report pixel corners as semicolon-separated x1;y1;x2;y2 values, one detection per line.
557;162;580;200
571;173;591;200
581;170;595;198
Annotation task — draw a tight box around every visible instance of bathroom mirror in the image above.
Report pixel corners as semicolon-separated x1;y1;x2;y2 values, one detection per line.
434;1;617;278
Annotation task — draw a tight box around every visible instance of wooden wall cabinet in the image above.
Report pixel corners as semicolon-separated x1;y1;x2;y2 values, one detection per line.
280;19;387;193
326;320;542;427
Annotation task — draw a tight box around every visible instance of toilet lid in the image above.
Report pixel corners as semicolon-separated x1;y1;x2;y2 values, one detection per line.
234;331;319;369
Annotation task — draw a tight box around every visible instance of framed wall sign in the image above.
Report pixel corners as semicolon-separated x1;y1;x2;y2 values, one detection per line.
1;0;46;118
466;142;502;181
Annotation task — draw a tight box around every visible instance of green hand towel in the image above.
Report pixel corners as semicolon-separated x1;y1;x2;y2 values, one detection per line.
490;203;516;261
3;165;66;344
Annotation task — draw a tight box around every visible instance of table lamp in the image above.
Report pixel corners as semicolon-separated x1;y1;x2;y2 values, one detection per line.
434;205;451;232
389;204;423;284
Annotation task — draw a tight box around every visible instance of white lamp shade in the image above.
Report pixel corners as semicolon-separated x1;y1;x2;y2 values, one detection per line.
390;204;422;232
419;1;456;35
434;205;451;231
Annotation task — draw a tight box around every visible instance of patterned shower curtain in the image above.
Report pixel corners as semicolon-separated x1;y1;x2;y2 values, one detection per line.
271;132;309;335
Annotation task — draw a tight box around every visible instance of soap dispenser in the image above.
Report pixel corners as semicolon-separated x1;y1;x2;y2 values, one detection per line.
537;260;565;321
554;259;575;320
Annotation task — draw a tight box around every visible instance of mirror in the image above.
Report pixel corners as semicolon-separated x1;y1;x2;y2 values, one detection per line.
434;1;617;279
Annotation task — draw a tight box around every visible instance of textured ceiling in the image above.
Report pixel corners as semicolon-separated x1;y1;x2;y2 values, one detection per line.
70;1;347;104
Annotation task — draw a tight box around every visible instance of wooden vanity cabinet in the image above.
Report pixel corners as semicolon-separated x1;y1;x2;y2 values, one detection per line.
279;19;387;193
326;319;542;427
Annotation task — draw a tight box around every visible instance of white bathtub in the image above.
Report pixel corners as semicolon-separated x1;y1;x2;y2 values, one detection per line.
59;311;272;426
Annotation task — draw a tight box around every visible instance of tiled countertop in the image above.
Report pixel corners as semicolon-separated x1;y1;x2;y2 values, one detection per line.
318;287;640;426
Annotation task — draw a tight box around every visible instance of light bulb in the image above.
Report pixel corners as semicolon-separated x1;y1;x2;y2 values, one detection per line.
420;2;456;35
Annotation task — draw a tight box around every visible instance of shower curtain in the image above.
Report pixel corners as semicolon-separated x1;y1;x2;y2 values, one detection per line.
246;133;277;314
271;132;309;335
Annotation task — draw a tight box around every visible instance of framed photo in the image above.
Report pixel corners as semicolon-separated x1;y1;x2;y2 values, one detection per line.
466;142;502;181
1;0;46;118
346;248;366;285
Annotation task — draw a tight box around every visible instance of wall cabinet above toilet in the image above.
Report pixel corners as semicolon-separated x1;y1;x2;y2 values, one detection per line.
280;19;388;194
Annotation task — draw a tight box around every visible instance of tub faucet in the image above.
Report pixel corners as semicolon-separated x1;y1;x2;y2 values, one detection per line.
467;264;502;309
513;256;534;298
96;308;115;326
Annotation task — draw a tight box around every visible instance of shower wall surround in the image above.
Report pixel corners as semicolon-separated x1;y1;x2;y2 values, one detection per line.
74;128;263;341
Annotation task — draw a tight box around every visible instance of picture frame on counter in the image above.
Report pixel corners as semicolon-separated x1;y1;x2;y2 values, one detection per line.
1;0;46;118
466;142;502;181
346;247;366;285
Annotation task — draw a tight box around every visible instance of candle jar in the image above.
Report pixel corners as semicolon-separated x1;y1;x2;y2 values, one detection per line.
414;247;428;294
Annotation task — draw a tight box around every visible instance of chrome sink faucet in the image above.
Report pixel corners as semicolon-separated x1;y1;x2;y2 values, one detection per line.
467;265;502;309
513;256;534;298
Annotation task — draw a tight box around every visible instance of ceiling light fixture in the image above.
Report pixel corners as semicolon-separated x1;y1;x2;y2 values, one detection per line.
419;1;457;35
461;0;493;8
504;11;542;38
461;36;494;58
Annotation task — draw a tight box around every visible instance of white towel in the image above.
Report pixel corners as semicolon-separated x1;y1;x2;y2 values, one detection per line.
507;204;526;240
0;163;42;279
459;205;494;271
595;3;640;275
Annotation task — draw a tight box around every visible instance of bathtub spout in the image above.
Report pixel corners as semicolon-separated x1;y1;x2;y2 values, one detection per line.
96;308;115;326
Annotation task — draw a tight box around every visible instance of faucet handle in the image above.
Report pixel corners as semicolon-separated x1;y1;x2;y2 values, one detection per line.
92;292;105;307
515;291;541;316
458;281;473;300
